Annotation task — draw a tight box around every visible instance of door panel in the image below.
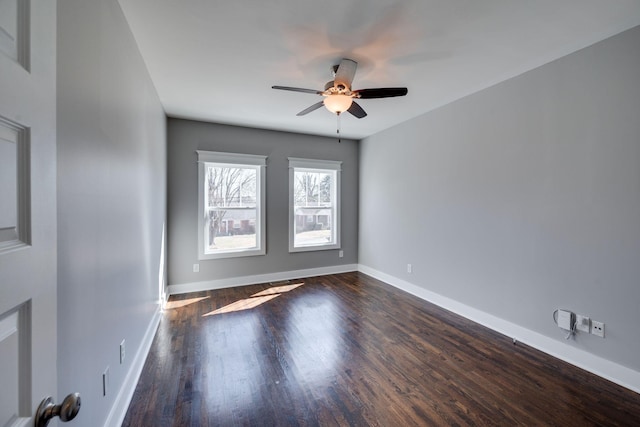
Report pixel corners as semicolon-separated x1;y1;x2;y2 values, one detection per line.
0;304;30;426
0;0;29;70
0;117;29;252
0;0;57;425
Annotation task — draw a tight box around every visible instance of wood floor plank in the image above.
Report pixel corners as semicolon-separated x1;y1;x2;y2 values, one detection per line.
122;272;640;426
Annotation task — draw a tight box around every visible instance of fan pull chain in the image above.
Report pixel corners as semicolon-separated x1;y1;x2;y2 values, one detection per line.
337;112;341;143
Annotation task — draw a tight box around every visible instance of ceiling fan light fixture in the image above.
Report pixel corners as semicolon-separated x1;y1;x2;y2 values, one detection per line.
323;94;353;114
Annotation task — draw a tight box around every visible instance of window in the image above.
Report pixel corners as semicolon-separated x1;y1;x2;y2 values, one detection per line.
288;157;341;252
197;151;266;259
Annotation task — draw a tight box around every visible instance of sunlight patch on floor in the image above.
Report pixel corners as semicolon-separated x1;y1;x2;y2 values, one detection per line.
203;294;280;316
251;282;304;297
165;296;210;310
202;281;305;316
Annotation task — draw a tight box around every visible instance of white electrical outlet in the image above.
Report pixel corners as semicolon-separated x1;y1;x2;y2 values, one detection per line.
193;263;199;273
576;314;590;333
120;339;126;364
557;309;573;330
338;250;344;258
591;320;605;338
407;264;412;274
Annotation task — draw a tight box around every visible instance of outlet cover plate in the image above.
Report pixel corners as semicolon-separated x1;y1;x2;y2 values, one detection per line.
591;320;605;338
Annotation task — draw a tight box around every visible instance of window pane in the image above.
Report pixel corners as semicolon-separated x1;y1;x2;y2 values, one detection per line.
206;208;257;252
294;171;332;206
205;163;258;254
293;170;335;247
206;166;256;208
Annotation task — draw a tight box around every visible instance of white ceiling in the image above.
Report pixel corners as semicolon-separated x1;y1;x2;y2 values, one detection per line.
117;0;640;140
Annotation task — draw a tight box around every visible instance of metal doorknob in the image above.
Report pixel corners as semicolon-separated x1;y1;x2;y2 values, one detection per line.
35;393;81;427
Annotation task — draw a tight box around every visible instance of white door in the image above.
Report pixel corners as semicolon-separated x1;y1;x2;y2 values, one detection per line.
0;1;60;426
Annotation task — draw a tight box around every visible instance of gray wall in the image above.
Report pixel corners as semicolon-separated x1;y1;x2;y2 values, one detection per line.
360;26;640;372
168;119;358;286
57;0;166;425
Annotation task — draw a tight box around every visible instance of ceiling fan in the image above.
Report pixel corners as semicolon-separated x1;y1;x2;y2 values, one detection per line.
272;58;408;119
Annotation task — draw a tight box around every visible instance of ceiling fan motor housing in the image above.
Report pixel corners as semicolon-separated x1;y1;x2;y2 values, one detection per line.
325;81;350;95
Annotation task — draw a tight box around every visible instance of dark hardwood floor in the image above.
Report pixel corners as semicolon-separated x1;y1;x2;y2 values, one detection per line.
122;272;640;426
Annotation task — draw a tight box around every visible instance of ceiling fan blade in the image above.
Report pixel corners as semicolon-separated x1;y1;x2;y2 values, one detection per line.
296;101;324;116
334;59;357;90
347;101;367;119
354;87;408;99
272;85;323;95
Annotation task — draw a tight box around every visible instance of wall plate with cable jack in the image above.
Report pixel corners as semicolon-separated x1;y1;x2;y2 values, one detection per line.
576;314;590;333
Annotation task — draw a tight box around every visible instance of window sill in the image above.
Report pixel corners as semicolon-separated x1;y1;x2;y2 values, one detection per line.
198;248;266;260
289;243;340;253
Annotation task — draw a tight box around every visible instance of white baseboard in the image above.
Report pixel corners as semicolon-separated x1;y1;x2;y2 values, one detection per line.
358;264;640;395
168;264;359;295
104;303;163;427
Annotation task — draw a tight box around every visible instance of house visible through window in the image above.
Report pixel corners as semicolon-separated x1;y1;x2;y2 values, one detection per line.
288;157;341;252
197;151;266;259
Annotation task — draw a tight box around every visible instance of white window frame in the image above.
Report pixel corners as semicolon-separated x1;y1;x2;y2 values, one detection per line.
197;150;267;260
288;157;341;253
